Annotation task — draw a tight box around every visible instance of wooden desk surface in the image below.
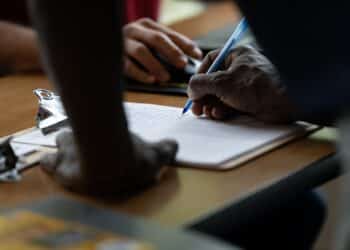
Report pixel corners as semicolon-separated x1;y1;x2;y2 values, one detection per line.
0;2;336;228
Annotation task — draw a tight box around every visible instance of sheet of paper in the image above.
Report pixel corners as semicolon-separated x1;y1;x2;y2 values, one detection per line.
10;142;39;156
12;129;61;148
125;103;303;166
12;103;304;167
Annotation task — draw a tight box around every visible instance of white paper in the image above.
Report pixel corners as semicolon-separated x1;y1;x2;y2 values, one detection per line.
12;129;60;148
12;103;304;167
125;103;302;166
10;142;39;156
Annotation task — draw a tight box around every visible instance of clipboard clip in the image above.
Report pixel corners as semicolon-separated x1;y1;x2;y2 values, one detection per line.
0;137;20;182
34;89;69;135
0;89;67;182
0;137;48;183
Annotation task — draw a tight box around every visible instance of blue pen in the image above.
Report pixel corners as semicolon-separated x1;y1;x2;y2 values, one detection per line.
181;17;249;115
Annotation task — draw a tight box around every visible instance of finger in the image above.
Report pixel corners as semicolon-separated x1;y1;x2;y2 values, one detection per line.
188;73;217;100
192;101;204;116
125;39;170;82
56;130;74;147
168;33;203;60
188;70;233;101
193;95;233;120
127;24;188;68
212;107;225;120
203;104;232;120
140;19;203;59
152;140;178;165
197;49;221;73
40;153;59;175
203;105;212;118
211;105;234;120
124;58;156;84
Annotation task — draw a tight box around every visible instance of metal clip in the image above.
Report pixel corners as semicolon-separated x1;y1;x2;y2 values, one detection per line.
34;89;68;135
0;138;21;182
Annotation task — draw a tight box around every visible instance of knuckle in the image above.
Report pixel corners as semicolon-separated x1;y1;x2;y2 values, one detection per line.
189;76;202;91
236;45;256;56
236;63;253;72
181;40;196;51
123;24;135;35
134;44;148;56
208;50;217;57
138;17;153;26
208;49;219;60
153;32;168;44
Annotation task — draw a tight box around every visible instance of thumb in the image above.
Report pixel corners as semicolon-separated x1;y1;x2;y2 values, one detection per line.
197;49;221;73
56;130;74;147
152;139;178;165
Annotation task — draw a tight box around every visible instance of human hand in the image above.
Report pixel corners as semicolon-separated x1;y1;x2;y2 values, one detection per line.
0;21;41;75
188;45;295;123
41;130;178;196
123;18;202;84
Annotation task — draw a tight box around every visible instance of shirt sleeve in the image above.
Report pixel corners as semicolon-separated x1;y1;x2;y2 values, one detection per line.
125;0;160;23
0;0;30;25
235;0;350;123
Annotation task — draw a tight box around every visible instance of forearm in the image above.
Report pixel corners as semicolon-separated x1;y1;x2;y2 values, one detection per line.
0;21;41;75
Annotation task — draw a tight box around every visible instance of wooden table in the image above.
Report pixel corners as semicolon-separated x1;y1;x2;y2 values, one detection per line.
0;2;337;230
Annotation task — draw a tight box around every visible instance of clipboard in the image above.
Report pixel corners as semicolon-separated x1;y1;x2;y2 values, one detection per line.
126;80;187;96
3;121;320;177
2;90;321;175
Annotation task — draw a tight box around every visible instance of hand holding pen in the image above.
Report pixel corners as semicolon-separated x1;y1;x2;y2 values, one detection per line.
182;18;249;115
187;44;295;123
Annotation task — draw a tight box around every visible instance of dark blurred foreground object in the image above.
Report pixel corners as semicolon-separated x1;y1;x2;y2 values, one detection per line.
0;0;30;25
235;0;350;124
28;0;178;196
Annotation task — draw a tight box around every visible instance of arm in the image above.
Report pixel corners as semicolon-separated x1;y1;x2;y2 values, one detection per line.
28;0;177;196
0;21;41;75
